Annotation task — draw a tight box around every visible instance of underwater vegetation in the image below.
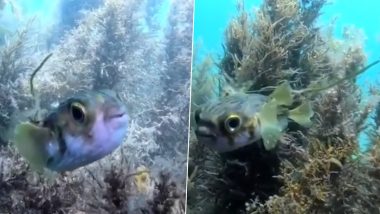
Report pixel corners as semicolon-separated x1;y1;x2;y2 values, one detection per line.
189;0;380;213
48;0;103;47
0;0;193;213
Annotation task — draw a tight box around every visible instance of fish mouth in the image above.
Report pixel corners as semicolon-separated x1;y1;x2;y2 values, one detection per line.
106;111;128;124
195;126;217;139
110;112;126;118
107;105;127;119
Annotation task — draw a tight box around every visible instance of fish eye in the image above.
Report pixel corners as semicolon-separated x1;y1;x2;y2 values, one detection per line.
70;102;86;124
224;114;241;133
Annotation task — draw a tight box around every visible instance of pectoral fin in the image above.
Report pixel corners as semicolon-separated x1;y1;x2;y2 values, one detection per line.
258;100;283;150
288;101;314;127
13;122;52;172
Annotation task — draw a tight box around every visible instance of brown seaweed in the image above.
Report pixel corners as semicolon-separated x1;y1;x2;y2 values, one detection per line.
189;0;380;213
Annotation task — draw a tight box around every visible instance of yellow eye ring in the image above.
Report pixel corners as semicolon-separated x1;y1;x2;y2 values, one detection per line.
224;114;241;133
70;102;86;124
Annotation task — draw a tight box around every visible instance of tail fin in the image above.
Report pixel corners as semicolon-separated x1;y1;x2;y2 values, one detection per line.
288;101;314;127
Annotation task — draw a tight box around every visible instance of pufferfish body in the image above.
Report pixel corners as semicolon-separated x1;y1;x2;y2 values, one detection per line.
195;60;380;153
194;81;314;153
13;89;128;172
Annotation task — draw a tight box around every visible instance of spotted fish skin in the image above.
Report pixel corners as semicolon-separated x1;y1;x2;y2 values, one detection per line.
14;90;129;172
194;93;288;153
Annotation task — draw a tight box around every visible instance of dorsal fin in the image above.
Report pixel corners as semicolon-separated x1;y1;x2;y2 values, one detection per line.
269;81;293;106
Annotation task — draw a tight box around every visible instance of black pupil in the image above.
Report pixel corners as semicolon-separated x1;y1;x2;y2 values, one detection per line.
228;117;240;129
71;105;85;123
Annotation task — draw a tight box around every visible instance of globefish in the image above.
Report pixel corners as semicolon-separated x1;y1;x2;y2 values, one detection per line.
194;81;313;153
194;59;380;153
13;89;128;172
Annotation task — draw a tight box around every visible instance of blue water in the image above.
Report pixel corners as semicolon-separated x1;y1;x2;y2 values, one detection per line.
0;0;170;43
194;0;380;150
194;0;259;59
194;0;380;70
